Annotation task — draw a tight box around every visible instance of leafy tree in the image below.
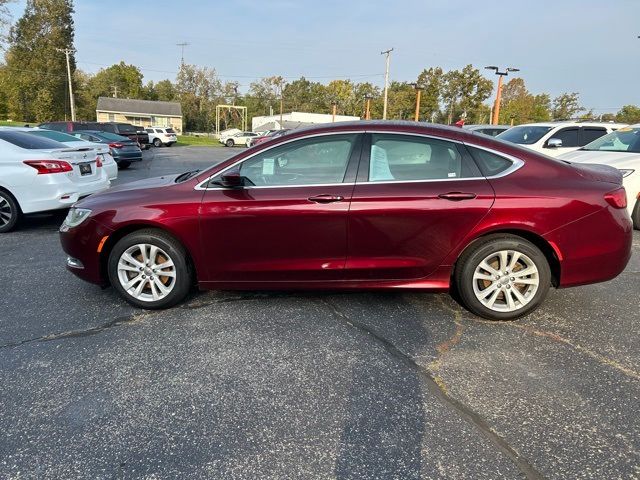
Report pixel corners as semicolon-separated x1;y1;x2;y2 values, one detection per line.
615;105;640;124
416;67;443;121
176;63;224;131
498;78;551;124
441;65;492;124
248;76;286;117
154;79;177;101
4;0;75;121
552;92;584;120
88;61;143;100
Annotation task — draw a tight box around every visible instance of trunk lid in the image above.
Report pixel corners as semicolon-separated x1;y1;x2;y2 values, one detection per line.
569;162;623;186
44;147;101;183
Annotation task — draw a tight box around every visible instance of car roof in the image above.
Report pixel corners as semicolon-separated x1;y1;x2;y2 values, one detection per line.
509;121;628;128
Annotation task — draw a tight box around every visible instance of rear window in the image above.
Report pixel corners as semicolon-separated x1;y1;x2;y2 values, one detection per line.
166;128;175;134
73;122;101;131
29;130;78;143
467;146;514;177
97;132;131;142
116;123;137;134
0;131;67;149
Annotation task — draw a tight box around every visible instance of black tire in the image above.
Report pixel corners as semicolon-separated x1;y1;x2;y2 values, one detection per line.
108;229;192;309
166;142;173;147
454;234;551;321
153;138;162;147
144;144;151;150
0;189;20;233
226;139;234;147
118;161;131;170
632;199;640;230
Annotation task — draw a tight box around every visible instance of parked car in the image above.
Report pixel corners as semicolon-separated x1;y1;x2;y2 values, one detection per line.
39;121;151;150
72;131;142;169
220;131;259;147
133;125;151;150
496;121;627;157
463;124;510;137
59;121;632;320
559;124;640;229
0;128;109;233
146;127;178;147
24;128;118;181
248;129;290;147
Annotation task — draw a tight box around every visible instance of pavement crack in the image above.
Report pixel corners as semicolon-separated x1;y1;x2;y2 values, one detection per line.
317;298;546;480
0;312;150;350
180;293;279;310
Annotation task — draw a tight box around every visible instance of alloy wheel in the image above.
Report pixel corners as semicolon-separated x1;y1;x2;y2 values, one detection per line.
0;196;12;228
471;249;540;313
117;243;177;302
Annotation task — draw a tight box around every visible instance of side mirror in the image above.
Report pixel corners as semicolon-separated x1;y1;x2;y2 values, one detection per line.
219;169;245;188
546;138;563;148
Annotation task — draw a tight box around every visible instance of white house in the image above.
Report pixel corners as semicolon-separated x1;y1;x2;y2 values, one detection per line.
252;111;360;132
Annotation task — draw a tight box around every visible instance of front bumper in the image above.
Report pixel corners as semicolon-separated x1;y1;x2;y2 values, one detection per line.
60;218;114;285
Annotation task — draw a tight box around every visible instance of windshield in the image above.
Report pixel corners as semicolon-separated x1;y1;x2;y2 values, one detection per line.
582;127;640;153
30;130;79;143
497;126;553;145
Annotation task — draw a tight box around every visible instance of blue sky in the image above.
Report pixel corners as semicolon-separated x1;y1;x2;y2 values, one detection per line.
7;0;640;113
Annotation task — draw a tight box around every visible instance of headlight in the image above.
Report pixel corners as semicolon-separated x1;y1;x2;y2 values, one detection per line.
62;208;92;230
619;169;635;177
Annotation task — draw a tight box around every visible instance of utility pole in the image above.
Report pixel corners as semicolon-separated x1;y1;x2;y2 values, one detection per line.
176;42;190;65
485;66;520;125
410;83;422;122
57;48;76;121
331;100;338;122
381;48;393;120
111;85;119;98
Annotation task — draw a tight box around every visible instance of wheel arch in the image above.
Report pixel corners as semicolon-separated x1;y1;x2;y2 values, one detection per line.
453;229;561;288
0;185;22;213
99;223;199;286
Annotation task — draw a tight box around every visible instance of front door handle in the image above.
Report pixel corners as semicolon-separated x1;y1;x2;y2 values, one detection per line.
308;194;344;203
438;192;477;201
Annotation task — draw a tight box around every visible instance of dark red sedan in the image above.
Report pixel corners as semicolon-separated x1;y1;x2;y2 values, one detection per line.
59;121;632;320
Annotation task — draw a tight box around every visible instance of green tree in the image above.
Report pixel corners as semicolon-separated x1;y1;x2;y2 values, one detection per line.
248;75;286;117
615;105;640;124
4;0;75;121
498;77;551;124
88;61;144;100
176;63;223;131
552;92;584;120
416;67;443;121
154;79;177;101
441;65;493;124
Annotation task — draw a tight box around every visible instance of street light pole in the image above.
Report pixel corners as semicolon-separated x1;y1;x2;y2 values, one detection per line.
331;100;337;122
381;48;393;120
364;94;373;120
410;83;422;122
485;66;519;125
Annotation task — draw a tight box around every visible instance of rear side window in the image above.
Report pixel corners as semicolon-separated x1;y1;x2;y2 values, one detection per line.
166;128;175;134
580;128;607;145
368;134;478;182
155;129;163;133
467;146;514;177
40;122;66;132
0;131;66;149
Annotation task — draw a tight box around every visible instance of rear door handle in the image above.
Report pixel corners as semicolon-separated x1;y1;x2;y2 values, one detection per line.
438;192;477;201
308;194;344;203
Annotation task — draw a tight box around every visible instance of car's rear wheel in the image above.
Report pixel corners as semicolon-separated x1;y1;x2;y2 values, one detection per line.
108;229;192;309
455;234;551;321
226;139;234;147
632;199;640;230
0;190;19;233
153;138;162;147
118;161;131;169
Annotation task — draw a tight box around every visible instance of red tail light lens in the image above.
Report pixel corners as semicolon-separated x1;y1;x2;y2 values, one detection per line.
24;160;73;174
109;143;123;149
604;187;627;209
95;156;103;168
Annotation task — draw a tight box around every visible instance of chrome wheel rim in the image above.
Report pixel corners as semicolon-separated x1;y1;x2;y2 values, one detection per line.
472;250;539;313
117;244;176;302
0;196;13;227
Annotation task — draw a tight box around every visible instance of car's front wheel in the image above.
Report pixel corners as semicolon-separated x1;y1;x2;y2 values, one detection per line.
0;190;19;233
226;139;234;147
108;229;192;309
455;234;551;321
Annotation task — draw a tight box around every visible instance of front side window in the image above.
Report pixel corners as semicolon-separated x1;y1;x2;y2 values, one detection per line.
225;134;357;187
368;134;476;182
580;127;607;146
548;128;578;148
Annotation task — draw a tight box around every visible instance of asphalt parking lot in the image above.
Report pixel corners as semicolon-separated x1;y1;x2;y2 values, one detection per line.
1;145;639;479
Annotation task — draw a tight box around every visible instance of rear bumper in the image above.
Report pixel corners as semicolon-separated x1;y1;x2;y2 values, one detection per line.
113;152;142;162
17;176;110;214
546;206;633;287
60;218;113;285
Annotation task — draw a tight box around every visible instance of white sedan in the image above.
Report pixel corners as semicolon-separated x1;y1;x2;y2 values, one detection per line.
0;128;110;233
24;128;118;181
559;125;640;229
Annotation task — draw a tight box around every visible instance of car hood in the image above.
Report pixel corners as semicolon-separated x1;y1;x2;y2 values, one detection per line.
559;149;640;169
75;174;180;209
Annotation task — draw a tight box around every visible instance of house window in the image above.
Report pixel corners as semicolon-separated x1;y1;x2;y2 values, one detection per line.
108;113;115;122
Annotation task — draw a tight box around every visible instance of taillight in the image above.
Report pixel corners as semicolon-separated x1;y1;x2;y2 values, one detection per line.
109;143;123;149
96;156;103;168
604;187;627;209
24;160;73;174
